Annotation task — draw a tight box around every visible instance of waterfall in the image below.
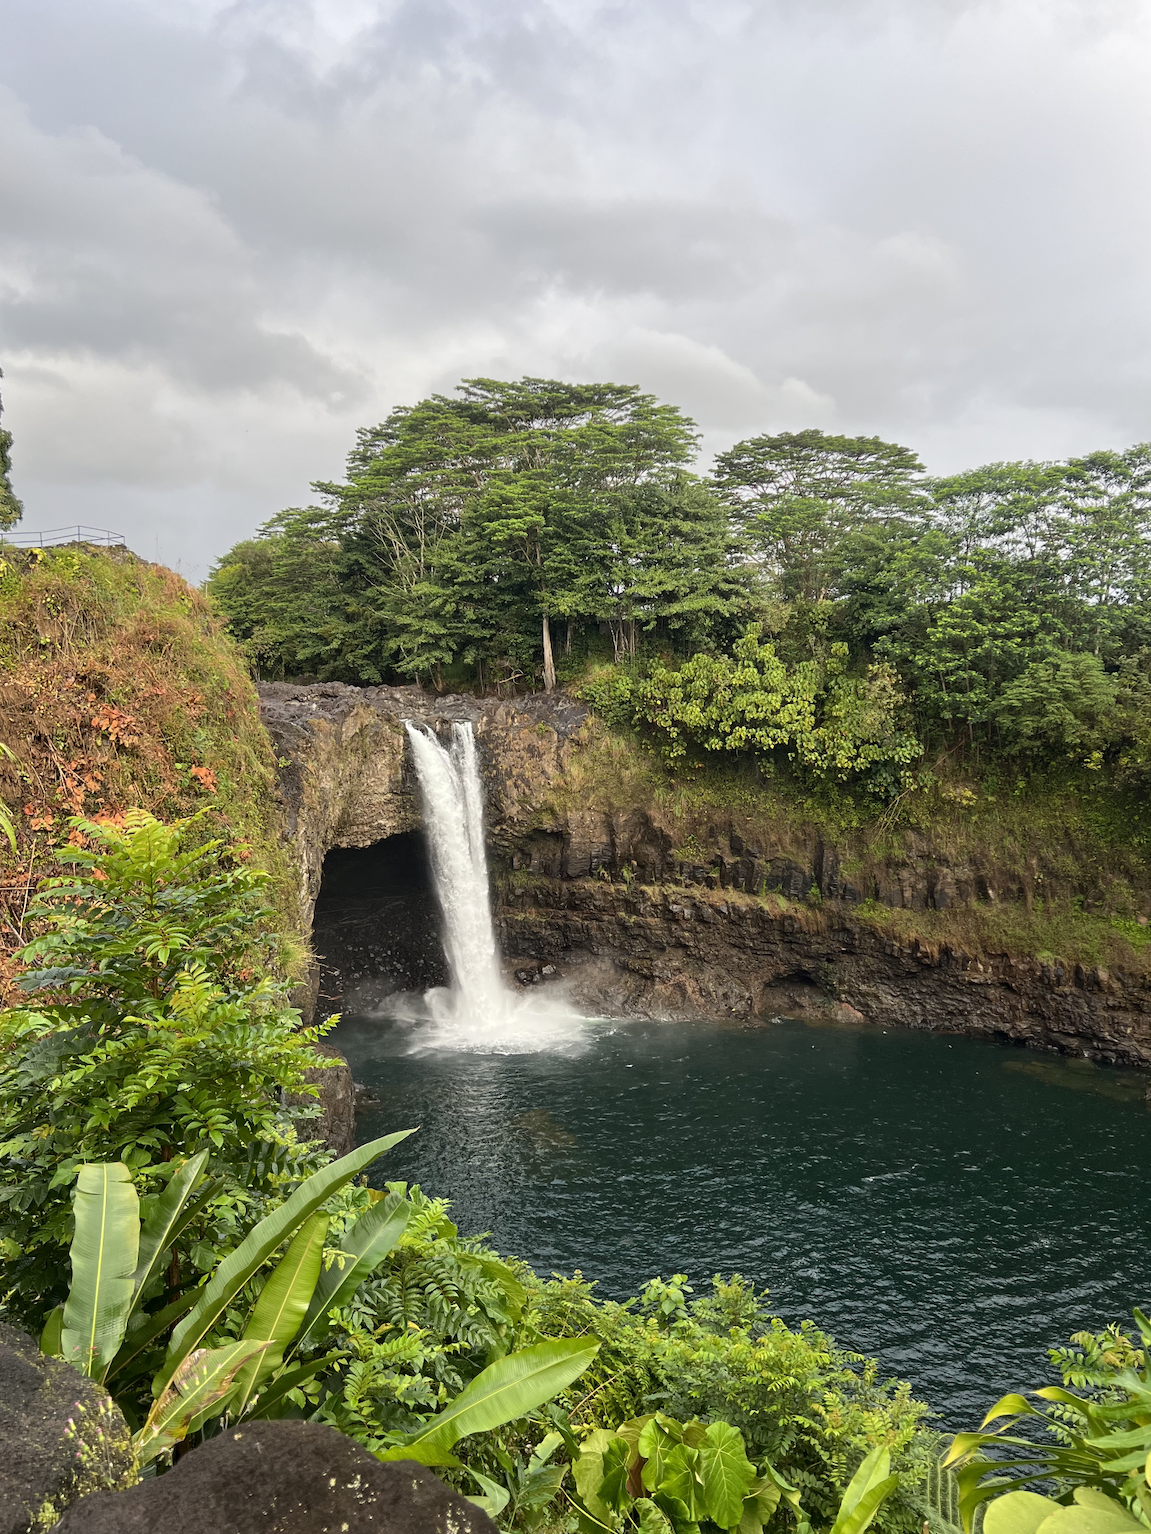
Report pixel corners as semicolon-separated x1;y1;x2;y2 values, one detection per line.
404;721;507;1028
402;721;586;1052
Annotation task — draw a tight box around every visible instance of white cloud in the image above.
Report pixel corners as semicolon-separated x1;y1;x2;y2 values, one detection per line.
1;0;1151;576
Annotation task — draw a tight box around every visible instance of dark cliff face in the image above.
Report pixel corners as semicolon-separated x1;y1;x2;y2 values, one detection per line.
258;682;1151;1065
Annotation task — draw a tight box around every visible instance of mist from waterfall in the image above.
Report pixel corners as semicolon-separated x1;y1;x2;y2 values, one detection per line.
400;721;587;1053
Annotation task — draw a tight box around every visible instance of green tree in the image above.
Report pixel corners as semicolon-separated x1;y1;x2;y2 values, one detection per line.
211;377;711;687
712;430;927;602
0;368;23;531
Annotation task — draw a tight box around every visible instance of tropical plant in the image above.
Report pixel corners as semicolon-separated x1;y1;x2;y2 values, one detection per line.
569;1410;899;1534
0;810;329;1327
41;1133;413;1462
944;1314;1151;1531
42;1148;600;1473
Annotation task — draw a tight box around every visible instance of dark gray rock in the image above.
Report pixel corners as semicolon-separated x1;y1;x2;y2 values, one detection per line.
0;1322;135;1534
54;1420;498;1534
289;1042;357;1157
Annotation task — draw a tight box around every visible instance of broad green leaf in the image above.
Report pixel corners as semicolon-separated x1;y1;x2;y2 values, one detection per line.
654;1443;703;1524
244;1351;346;1420
159;1129;414;1390
831;1474;899;1534
835;1446;891;1527
62;1163;140;1381
40;1305;63;1358
466;1468;511;1519
107;1289;201;1382
395;1337;600;1464
1034;1504;1147;1534
599;1436;633;1512
637;1499;675;1534
574;1428;617;1509
295;1191;410;1350
530;1432;564;1467
129;1151;210;1318
698;1422;757;1530
135;1340;270;1465
230;1212;329;1417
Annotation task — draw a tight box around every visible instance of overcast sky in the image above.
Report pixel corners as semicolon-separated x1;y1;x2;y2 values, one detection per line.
2;0;1150;579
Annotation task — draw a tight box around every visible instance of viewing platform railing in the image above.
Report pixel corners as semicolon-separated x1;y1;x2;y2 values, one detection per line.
2;525;126;548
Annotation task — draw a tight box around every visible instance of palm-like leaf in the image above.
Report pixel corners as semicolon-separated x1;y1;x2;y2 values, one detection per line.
381;1337;600;1467
229;1212;329;1417
61;1163;140;1381
158;1129;414;1391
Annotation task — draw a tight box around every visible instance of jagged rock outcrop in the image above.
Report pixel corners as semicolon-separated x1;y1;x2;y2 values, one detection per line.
498;878;1151;1066
258;681;1151;1064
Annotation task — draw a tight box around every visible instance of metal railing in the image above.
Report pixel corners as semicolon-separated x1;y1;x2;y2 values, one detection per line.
3;525;126;548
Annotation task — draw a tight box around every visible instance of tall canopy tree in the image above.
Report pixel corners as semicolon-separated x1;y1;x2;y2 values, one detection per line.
210;377;744;687
711;429;928;602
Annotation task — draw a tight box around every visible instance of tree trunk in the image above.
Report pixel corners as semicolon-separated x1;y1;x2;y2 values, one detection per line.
565;621;573;654
542;614;556;692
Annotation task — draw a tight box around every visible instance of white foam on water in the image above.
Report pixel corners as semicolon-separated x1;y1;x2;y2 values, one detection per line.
398;720;589;1054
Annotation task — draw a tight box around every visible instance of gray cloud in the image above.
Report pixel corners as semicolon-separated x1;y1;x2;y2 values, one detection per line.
1;0;1150;576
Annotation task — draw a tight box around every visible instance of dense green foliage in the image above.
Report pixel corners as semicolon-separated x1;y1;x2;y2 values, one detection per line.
945;1313;1151;1530
208;378;749;689
0;812;328;1328
207;378;1151;800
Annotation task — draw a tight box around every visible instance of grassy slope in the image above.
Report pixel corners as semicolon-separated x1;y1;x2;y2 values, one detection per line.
542;716;1151;977
0;545;302;998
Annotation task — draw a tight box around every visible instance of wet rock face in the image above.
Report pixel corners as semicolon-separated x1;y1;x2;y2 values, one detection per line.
260;681;1151;1059
0;1322;135;1534
496;879;1151;1067
54;1419;498;1534
287;1042;357;1159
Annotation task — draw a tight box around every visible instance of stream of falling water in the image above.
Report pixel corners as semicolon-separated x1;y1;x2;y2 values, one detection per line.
401;721;587;1052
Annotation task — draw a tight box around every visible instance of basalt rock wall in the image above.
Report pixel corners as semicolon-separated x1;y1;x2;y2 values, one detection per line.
258;682;1151;1065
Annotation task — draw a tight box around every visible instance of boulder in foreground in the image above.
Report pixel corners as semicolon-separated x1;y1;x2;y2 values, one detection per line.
54;1419;499;1534
0;1322;135;1534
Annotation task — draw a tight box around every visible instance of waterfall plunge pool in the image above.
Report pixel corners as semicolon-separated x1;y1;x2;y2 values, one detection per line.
334;1010;1151;1431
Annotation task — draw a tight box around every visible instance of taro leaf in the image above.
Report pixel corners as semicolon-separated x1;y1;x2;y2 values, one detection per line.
698;1422;757;1530
637;1499;675;1534
62;1163;140;1381
599;1436;633;1513
654;1443;703;1524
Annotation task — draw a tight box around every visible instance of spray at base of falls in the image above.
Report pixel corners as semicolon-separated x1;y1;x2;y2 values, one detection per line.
401;721;587;1053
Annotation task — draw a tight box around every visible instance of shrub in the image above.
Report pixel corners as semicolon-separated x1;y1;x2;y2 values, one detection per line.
0;811;329;1329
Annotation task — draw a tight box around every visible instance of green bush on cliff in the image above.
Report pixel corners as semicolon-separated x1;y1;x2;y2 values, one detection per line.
0;811;329;1330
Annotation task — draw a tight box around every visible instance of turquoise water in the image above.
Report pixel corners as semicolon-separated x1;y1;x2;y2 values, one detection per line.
334;1013;1151;1429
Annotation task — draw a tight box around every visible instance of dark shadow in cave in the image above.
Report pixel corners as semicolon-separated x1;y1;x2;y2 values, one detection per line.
311;831;447;1015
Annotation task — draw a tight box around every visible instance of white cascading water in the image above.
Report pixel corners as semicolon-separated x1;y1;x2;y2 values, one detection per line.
402;721;586;1052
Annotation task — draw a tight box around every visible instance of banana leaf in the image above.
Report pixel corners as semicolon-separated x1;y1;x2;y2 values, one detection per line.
158;1129;414;1391
380;1337;600;1467
229;1212;329;1417
62;1163;140;1381
128;1151;212;1317
135;1340;271;1465
295;1191;410;1350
